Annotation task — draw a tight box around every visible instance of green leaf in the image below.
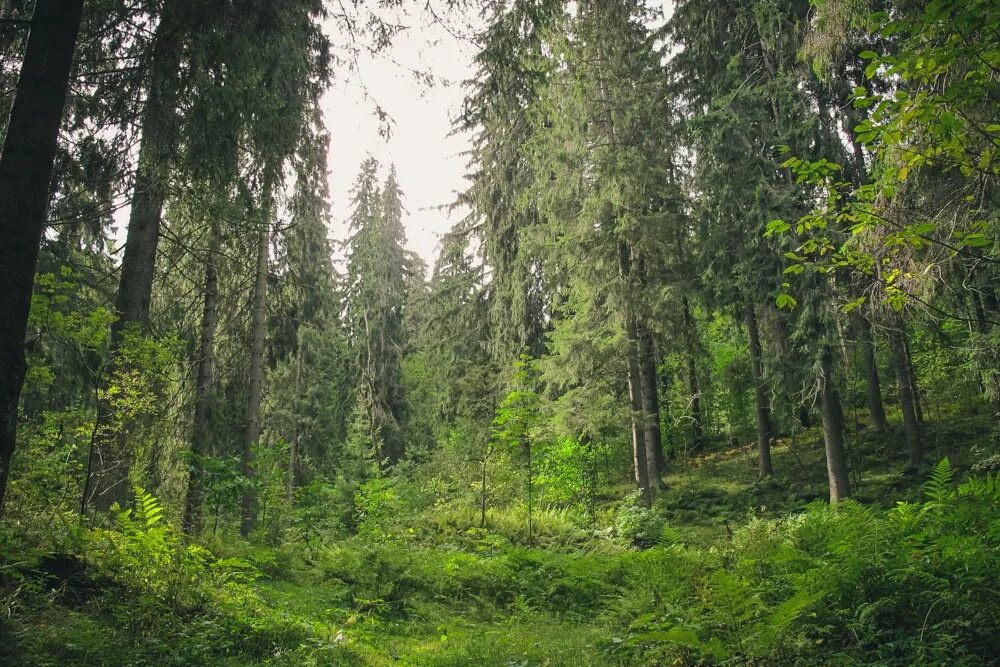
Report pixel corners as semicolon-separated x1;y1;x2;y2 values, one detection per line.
962;233;992;248
776;293;798;309
765;219;790;236
924;458;953;502
665;627;700;646
841;296;866;313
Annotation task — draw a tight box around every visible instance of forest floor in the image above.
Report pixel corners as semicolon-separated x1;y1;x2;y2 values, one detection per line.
2;403;998;666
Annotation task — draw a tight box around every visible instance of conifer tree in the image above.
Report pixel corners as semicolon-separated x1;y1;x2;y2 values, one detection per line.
345;161;410;468
0;0;85;515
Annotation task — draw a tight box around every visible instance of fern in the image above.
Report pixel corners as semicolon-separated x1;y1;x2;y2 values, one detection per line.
958;472;999;500
134;486;164;529
923;458;953;503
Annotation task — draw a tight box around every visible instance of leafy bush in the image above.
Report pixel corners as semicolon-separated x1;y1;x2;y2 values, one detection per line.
614;492;666;548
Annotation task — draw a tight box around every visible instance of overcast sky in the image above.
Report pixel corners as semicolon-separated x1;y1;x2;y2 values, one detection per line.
322;10;480;269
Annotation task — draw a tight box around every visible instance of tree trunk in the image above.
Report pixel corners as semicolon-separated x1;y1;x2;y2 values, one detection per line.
797;404;811;429
889;327;922;469
593;27;651;504
820;345;851;502
86;17;183;513
903;336;924;424
625;312;651;506
618;243;651;506
286;347;302;506
856;314;890;432
970;286;1000;410
744;298;773;476
681;296;704;449
0;0;85;517
638;323;665;491
241;210;271;537
183;239;219;534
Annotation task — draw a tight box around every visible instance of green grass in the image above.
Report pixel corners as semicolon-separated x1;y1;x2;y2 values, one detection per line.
3;406;998;665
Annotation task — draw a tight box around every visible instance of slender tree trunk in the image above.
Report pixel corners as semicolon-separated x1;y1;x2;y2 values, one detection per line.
592;24;652;504
286;347;302;505
625;312;651;506
0;0;84;517
681;296;704;449
820;345;851;502
86;17;183;513
525;435;533;547
241;208;271;537
638;323;665;491
744;298;773;476
903;336;924;424
889;327;922;469
618;242;651;506
183;239;219;534
855;314;889;432
480;445;490;528
835;317;852;370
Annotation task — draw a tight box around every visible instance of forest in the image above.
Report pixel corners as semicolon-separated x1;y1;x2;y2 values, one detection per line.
1;0;998;664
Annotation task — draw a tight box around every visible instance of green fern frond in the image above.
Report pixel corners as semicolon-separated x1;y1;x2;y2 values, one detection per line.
134;485;164;529
958;472;999;500
924;458;953;503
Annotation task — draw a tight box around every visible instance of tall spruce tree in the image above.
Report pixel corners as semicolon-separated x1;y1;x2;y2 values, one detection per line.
345;161;410;468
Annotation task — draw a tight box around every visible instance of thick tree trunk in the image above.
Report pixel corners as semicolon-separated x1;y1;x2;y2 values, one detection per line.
889;327;922;469
86;18;183;513
0;0;84;517
241;216;271;537
856;314;890;432
744;299;773;476
820;345;851;502
183;242;219;534
638;323;665;491
681;296;704;449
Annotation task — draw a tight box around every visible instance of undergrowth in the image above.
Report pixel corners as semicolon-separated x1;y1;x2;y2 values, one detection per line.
2;427;999;666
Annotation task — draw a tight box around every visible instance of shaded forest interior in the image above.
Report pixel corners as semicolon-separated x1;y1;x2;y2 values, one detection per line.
1;0;999;665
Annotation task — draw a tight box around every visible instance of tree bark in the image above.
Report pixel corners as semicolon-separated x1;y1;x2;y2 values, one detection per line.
889;327;922;469
744;298;773;476
0;0;84;517
820;345;851;502
241;209;271;537
855;314;890;432
618;243;651;506
183;237;219;534
286;346;302;505
625;312;651;507
903;336;924;424
638;323;665;491
86;15;184;513
681;296;704;449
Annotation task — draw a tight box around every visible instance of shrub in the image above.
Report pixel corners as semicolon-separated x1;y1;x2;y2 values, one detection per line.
614;493;666;548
